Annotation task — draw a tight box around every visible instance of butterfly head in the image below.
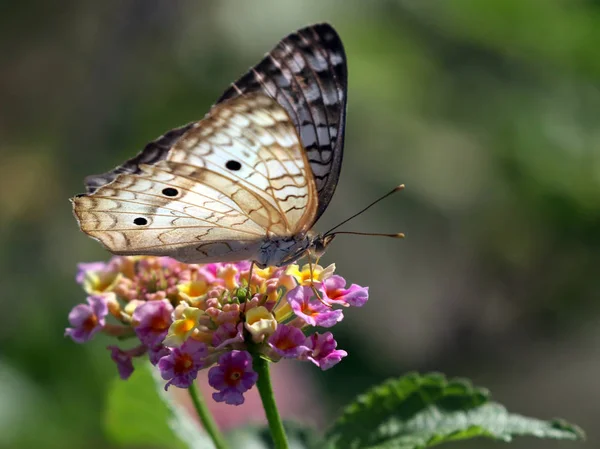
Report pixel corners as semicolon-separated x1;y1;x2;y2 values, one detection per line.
256;232;335;268
309;233;336;260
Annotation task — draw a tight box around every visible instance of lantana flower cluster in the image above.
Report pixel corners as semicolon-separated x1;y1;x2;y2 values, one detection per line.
66;256;368;405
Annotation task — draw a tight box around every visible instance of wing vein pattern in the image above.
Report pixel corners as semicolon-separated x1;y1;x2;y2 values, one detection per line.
72;93;318;264
218;23;347;221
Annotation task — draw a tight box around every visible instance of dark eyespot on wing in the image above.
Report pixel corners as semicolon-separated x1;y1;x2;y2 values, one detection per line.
226;160;242;171
133;217;148;226
162;187;179;197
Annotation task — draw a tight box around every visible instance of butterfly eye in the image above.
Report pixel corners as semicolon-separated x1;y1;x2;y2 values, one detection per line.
162;187;179;197
225;160;242;171
133;217;148;226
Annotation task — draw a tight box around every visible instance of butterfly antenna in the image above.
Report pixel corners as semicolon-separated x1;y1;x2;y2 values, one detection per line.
329;231;405;238
324;184;405;236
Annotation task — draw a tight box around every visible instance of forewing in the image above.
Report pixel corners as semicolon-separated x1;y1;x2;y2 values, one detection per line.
72;94;318;263
217;23;347;221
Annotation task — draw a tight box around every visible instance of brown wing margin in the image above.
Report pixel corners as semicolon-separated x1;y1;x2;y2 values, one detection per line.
216;23;348;223
83;124;194;194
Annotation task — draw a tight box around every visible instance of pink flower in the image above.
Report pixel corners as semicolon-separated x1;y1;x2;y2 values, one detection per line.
65;295;109;343
200;262;222;278
75;262;108;284
304;332;347;370
214;303;242;325
233;260;252;272
208;351;258;406
268;324;309;358
108;346;135;380
320;275;369;307
287;286;343;328
132;300;173;347
148;345;170;366
212;322;244;350
69;254;365;402
158;339;208;390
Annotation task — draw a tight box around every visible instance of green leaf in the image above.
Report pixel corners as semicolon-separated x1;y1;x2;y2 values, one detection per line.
326;372;584;449
104;362;213;449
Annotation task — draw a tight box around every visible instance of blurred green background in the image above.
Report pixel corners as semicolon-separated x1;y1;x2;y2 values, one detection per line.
2;1;600;448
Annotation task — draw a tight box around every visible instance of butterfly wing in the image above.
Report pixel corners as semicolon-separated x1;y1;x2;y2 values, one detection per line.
217;23;347;222
72;94;318;264
167;93;318;235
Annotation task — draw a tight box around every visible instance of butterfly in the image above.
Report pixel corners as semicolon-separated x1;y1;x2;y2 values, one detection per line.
72;23;401;268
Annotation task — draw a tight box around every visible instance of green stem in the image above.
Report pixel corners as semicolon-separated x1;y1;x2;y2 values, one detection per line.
188;382;229;449
254;355;289;449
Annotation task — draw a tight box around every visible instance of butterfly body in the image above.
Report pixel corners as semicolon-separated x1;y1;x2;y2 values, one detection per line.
257;231;333;268
72;24;347;267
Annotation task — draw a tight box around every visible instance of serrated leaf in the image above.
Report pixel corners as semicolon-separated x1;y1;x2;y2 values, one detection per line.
326;372;584;449
104;362;213;449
